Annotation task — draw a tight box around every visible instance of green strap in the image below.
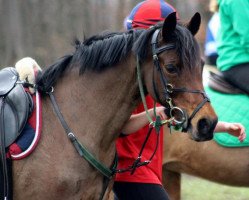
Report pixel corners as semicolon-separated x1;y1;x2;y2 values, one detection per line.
69;133;116;178
136;56;154;124
49;91;116;179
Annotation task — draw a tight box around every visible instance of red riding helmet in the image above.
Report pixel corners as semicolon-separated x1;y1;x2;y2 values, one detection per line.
124;0;179;30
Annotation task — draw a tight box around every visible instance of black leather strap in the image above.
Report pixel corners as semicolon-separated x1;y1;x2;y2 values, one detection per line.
0;98;10;200
116;116;162;174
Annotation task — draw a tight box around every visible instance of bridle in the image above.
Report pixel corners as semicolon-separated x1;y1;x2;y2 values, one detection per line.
151;28;210;131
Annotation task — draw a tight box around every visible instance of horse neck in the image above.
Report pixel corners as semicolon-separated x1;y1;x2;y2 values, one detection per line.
43;56;140;166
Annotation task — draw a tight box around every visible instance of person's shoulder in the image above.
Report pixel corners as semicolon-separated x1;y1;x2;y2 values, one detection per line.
226;0;249;6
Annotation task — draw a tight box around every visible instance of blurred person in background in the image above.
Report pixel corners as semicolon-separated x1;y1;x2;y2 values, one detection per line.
217;0;249;94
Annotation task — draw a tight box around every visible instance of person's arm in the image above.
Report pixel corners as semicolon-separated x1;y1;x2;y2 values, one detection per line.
122;106;167;135
214;121;246;142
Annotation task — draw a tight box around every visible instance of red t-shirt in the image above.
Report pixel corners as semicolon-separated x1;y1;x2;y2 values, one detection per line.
115;96;163;185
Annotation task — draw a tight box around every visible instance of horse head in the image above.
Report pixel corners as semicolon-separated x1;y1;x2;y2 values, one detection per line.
135;12;218;141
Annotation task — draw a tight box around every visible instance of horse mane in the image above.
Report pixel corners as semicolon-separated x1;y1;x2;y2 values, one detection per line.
36;23;199;92
73;30;142;74
36;55;73;92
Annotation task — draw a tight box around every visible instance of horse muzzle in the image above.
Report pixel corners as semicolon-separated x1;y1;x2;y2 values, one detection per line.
191;117;218;142
166;106;218;142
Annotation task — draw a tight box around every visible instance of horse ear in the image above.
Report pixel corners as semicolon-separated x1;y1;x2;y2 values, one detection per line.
162;12;177;41
187;12;201;36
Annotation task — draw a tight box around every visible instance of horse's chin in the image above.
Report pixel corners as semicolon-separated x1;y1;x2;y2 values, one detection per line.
186;126;214;142
190;134;214;142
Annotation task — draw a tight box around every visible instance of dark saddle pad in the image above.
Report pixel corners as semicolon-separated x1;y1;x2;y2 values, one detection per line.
207;66;244;94
0;67;33;147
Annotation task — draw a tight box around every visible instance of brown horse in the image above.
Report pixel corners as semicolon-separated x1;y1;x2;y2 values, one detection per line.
11;13;217;200
162;128;249;200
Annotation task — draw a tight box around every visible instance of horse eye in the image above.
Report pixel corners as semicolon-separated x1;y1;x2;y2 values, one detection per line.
165;64;178;74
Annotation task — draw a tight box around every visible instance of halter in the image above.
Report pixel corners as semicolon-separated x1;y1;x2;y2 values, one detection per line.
151;28;210;131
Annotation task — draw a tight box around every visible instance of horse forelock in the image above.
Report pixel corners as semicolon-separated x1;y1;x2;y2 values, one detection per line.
133;22;200;71
174;24;200;70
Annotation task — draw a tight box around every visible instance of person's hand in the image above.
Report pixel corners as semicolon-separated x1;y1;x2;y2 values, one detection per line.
155;106;168;120
225;123;246;142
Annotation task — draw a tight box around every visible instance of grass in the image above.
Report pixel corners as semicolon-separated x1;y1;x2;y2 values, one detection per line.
182;174;249;200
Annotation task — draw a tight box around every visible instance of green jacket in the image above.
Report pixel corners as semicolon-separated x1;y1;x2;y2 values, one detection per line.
217;0;249;71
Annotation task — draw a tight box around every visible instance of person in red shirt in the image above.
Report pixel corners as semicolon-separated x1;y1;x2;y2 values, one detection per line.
114;1;180;200
114;1;246;200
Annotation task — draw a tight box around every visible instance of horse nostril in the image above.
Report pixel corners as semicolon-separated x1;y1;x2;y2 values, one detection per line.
197;118;211;135
196;117;218;141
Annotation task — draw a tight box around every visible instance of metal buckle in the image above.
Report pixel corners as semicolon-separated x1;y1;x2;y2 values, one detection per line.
153;54;158;61
166;84;173;93
170;107;186;125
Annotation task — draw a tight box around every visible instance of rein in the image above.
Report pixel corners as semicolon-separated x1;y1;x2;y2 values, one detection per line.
114;55;174;174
